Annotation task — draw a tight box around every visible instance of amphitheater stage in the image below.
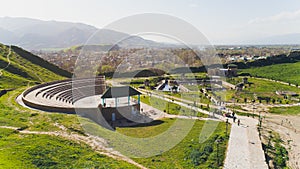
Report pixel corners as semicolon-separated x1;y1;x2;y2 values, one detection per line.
74;96;138;108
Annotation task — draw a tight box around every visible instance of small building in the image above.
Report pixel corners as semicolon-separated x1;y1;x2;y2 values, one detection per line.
243;77;248;84
209;64;238;78
99;86;142;124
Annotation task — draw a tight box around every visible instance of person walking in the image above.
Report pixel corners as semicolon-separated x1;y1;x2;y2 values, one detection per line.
237;119;240;126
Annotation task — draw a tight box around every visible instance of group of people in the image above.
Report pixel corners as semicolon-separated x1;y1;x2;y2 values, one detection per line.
232;112;240;126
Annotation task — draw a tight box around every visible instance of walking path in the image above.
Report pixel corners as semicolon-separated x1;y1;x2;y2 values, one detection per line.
224;116;268;169
222;80;236;89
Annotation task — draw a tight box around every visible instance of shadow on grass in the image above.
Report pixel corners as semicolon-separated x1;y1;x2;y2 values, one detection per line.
118;120;165;128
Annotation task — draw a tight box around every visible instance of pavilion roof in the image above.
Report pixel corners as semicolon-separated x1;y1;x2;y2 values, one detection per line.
101;86;141;98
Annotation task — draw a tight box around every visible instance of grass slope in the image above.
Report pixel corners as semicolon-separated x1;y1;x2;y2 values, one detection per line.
132;120;229;168
0;44;68;89
240;61;300;85
0;128;136;168
11;45;72;78
82;118;229;169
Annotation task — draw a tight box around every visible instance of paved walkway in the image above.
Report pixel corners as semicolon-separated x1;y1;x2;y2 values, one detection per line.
224;116;268;169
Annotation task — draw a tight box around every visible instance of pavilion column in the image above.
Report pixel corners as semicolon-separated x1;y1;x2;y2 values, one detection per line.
115;97;118;107
128;96;130;105
138;94;140;104
102;98;105;105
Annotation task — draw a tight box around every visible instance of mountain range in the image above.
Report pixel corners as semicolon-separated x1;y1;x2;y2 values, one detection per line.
247;33;300;45
1;17;300;49
0;17;160;50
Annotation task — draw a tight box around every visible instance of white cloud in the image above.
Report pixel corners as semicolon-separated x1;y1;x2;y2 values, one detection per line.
248;9;300;24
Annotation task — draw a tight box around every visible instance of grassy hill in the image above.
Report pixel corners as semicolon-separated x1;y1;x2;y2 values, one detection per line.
0;44;140;168
239;61;300;85
0;44;71;89
11;45;72;78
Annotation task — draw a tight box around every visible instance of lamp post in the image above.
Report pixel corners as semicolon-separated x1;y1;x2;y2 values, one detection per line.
226;119;229;136
258;111;263;128
167;93;170;114
252;99;255;118
215;139;222;166
167;100;170;114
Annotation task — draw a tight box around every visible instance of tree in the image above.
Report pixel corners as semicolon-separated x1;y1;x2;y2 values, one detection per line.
100;65;114;73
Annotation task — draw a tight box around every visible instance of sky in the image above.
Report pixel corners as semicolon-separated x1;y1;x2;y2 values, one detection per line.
1;0;300;44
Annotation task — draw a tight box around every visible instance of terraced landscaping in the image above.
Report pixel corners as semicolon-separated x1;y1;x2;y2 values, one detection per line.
216;77;300;103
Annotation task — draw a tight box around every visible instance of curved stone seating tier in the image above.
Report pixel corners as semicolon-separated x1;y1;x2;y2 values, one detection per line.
21;76;106;113
37;77;105;99
56;85;105;104
35;82;71;97
42;85;72;99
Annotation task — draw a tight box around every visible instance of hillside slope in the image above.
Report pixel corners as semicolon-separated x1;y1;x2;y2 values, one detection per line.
240;61;300;85
0;44;70;89
0;43;140;168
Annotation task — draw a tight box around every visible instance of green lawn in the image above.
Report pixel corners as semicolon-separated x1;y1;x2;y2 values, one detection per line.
0;88;84;132
158;91;211;104
240;61;300;85
0;71;29;89
82;118;229;169
133;120;229;169
0;128;137;168
139;95;208;118
117;119;175;138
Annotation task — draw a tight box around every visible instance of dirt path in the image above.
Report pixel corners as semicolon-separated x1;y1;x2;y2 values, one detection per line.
0;45;11;77
263;115;300;168
0;125;147;169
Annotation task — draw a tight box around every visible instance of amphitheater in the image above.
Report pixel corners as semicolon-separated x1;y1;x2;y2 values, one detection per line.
20;76;145;129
